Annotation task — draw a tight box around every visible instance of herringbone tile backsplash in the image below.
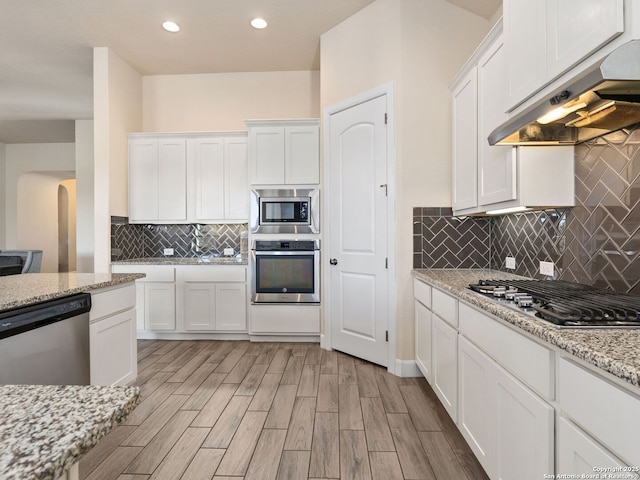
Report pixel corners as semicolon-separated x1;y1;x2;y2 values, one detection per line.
112;219;247;260
414;125;640;295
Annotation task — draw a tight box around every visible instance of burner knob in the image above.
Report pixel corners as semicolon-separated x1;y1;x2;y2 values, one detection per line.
493;287;506;298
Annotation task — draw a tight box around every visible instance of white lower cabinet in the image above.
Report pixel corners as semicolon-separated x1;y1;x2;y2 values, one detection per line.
432;313;458;422
414;300;432;381
458;335;554;480
494;361;554;480
458;336;493;473
183;282;246;331
89;284;137;386
414;277;640;480
557;417;627;476
111;263;247;335
145;283;176;331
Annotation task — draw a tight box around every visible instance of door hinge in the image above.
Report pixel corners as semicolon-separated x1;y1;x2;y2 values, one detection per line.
384;113;388;124
385;258;388;269
385;330;389;342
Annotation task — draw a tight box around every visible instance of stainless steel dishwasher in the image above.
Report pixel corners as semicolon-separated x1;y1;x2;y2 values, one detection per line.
0;293;92;385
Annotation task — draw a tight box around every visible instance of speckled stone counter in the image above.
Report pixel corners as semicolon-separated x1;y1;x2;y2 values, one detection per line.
413;269;640;389
0;273;145;312
0;384;139;480
112;255;248;266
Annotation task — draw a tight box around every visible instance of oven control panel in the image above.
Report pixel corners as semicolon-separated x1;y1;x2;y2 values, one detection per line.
253;240;319;251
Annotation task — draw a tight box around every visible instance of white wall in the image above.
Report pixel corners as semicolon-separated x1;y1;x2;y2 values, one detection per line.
75;120;95;272
4;143;76;252
321;0;490;361
142;71;320;131
93;47;143;272
0;142;5;249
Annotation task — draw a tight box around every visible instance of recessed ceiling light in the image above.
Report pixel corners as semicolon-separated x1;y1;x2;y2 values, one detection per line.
251;18;268;29
162;21;180;33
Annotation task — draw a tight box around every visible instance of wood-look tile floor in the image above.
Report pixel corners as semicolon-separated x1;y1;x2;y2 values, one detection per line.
79;340;489;480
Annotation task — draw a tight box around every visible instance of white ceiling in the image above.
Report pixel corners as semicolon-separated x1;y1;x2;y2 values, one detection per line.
0;0;500;144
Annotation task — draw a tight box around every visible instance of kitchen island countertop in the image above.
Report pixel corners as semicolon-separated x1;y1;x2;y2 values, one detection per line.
0;273;144;312
0;384;139;480
414;268;640;389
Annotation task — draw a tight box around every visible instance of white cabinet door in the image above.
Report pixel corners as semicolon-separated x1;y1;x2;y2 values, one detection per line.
129;138;159;221
248;121;320;185
249;126;285;184
192;136;225;222
452;67;478;211
183;282;246;331
285;126;320;184
215;283;247;331
183;283;216;330
414;300;432;382
495;363;554;480
225;136;249;220
557;417;627;476
157;138;187;221
504;0;547;110
458;336;494;476
144;283;176;330
432;314;458;422
477;36;516;206
547;0;624;80
90;308;137;386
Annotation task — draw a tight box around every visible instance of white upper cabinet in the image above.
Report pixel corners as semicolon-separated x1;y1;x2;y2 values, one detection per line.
505;0;624;110
451;67;478;211
188;133;249;223
191;136;225;222
129;137;187;223
246;119;320;185
477;37;516;206
451;20;575;216
129;132;248;224
225;136;249;220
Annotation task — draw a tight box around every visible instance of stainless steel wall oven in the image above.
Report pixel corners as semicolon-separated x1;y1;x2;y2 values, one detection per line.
251;239;320;304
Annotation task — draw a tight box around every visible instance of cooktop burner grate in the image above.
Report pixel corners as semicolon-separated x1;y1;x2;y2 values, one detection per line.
468;280;640;327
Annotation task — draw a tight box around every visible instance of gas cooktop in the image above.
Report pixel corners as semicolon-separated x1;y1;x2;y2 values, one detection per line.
467;279;640;328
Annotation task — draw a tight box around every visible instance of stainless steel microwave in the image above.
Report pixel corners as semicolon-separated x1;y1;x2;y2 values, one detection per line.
250;188;319;234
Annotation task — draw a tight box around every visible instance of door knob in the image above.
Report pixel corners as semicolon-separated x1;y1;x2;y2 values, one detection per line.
329;258;338;265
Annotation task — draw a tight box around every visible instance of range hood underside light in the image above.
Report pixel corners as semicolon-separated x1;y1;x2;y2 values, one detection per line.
489;40;640;146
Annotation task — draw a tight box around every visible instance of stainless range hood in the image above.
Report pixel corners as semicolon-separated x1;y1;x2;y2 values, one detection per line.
489;40;640;146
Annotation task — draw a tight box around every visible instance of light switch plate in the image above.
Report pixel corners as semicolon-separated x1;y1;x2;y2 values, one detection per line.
539;261;554;276
223;248;234;256
506;256;516;269
163;248;174;256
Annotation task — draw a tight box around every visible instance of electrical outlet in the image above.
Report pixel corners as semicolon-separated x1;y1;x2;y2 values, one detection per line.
163;248;174;256
505;256;516;269
539;261;554;276
223;248;234;256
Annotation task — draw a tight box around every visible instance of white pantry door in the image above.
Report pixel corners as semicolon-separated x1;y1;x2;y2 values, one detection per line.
327;94;389;367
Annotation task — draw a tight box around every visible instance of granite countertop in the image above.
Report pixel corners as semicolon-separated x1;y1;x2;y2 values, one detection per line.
0;273;145;312
413;269;640;389
0;384;139;480
112;255;248;266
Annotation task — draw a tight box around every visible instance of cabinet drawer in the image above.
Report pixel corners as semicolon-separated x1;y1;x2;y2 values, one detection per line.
432;287;458;327
459;302;554;399
177;265;246;282
413;279;431;308
112;264;175;282
559;358;640;466
90;284;136;321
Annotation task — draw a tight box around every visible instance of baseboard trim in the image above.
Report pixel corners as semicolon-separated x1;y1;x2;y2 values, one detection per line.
395;359;423;378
